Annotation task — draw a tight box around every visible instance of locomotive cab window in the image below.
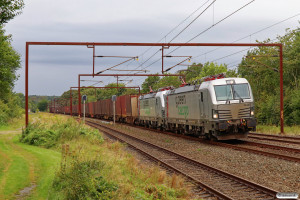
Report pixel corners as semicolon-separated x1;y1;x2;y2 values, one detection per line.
214;83;250;101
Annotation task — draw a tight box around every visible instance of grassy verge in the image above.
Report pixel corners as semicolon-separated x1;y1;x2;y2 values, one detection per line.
19;113;193;199
0;113;61;200
256;125;300;135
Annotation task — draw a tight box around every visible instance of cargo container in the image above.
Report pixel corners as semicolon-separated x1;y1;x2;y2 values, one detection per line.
94;101;102;118
88;102;95;117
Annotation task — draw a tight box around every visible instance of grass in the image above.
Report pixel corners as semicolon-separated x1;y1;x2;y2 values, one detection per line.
17;141;60;199
50;138;191;199
256;125;300;135
0;113;61;200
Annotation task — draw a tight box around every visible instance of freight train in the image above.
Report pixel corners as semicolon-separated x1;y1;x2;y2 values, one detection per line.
50;73;256;140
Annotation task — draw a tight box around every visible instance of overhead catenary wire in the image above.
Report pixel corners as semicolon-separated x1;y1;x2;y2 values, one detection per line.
193;12;300;60
136;0;256;74
208;37;278;64
119;0;213;82
168;0;216;43
167;0;256;55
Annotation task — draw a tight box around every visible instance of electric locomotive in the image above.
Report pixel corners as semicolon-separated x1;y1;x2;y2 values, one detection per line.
139;73;256;140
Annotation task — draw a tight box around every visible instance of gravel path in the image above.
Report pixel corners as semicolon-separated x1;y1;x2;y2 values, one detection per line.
94;121;300;194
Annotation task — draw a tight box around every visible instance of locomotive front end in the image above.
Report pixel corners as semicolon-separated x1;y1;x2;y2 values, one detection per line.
209;78;256;140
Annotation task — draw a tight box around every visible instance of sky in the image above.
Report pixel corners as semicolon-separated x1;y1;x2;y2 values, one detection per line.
4;0;300;96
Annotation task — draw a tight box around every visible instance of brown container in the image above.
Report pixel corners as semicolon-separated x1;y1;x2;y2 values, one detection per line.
94;101;101;116
64;106;70;114
73;104;78;115
102;99;112;118
130;95;138;117
88;102;94;117
122;95;130;117
116;96;122;117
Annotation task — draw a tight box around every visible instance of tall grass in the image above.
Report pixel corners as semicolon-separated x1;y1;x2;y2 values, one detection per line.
20;113;192;199
20;117;103;148
256;125;300;135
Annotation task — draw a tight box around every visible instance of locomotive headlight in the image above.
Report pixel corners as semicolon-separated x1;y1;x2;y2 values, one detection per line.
212;109;219;119
250;107;255;116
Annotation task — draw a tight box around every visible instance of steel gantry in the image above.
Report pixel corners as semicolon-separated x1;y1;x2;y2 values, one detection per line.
25;42;284;134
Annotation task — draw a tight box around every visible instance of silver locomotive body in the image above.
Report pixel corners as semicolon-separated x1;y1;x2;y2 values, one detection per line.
139;90;168;128
166;77;256;140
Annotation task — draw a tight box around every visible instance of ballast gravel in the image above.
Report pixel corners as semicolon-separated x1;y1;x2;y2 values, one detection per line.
97;121;300;194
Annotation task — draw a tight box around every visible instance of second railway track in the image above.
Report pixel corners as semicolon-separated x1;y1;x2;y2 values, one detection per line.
248;133;300;145
86;119;278;200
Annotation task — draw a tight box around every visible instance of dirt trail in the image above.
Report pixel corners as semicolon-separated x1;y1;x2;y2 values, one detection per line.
0;130;37;199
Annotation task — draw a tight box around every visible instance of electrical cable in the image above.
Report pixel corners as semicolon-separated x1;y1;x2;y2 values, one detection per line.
138;0;255;73
119;0;213;81
168;0;216;43
193;12;300;59
167;0;256;55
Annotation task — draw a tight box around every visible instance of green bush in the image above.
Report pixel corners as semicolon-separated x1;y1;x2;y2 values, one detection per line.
0;100;10;125
0;93;23;126
52;158;118;200
20;119;103;148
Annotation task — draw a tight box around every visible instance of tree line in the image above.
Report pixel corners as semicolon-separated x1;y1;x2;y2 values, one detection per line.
0;0;24;125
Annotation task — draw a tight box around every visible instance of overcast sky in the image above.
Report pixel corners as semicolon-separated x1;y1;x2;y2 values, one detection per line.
4;0;300;96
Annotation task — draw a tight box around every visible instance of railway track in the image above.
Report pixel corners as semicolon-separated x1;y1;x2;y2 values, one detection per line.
213;140;300;163
85;117;300;163
86;119;278;200
248;133;300;145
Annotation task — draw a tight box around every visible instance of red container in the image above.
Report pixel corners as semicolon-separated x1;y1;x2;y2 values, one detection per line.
123;95;131;117
116;96;122;117
95;101;101;117
88;102;95;117
64;106;70;114
101;99;112;118
73;104;78;115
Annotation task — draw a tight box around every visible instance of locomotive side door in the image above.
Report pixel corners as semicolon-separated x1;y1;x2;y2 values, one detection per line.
200;89;209;119
155;97;161;118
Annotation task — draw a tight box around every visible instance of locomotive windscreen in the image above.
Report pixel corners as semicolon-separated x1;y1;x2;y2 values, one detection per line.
214;83;250;101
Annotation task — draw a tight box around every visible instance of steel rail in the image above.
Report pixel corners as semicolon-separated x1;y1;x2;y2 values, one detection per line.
248;135;300;145
250;132;300;140
85;119;278;200
211;141;300;163
241;140;300;154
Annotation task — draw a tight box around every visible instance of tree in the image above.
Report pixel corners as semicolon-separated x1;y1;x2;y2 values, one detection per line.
153;76;181;90
0;0;24;24
195;62;227;80
0;28;21;102
183;63;203;82
141;76;160;93
0;0;24;125
237;26;300;125
37;100;48;112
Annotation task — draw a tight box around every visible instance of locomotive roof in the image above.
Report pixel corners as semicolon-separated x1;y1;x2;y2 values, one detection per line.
169;77;249;95
139;90;169;99
199;77;249;89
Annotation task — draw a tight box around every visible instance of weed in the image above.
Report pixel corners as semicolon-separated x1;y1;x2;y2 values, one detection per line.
164;139;171;143
52;145;118;200
20;118;103;148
